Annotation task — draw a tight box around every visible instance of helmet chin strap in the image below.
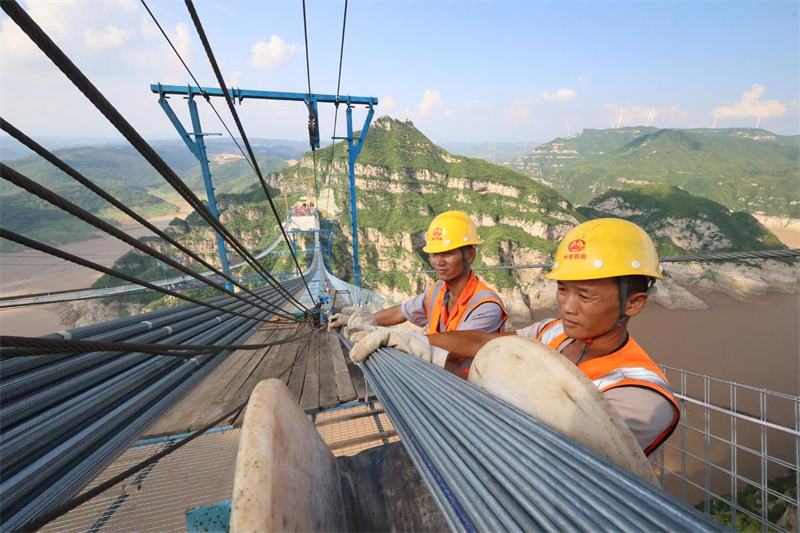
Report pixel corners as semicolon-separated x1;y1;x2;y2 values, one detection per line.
460;247;472;276
575;276;630;365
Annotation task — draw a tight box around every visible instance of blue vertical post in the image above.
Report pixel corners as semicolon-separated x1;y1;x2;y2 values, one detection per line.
345;105;360;287
344;104;375;288
187;97;233;291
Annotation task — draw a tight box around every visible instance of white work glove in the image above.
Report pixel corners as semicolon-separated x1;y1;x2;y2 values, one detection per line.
327;306;376;332
349;328;449;367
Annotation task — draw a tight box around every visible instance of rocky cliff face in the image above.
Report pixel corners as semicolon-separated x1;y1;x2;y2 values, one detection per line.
579;184;797;309
273;116;586;321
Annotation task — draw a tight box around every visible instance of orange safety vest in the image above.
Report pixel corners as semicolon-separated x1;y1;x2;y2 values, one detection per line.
537;319;680;455
423;271;507;335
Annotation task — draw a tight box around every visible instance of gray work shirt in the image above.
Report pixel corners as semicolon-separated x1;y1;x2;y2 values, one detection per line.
401;290;505;333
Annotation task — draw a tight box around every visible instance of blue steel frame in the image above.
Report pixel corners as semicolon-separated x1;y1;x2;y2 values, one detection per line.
155;91;232;290
151;84;377;287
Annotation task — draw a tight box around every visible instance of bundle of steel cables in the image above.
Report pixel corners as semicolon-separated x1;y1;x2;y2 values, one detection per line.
343;338;730;533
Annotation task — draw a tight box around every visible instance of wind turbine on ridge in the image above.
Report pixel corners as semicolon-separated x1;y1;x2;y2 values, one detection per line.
712;114;719;129
755;114;763;129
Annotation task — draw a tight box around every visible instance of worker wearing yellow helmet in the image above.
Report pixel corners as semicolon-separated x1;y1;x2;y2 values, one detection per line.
330;211;508;372
349;218;679;457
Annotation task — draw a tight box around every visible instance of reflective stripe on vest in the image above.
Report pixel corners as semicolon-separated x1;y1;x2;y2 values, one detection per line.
536;318;680;455
538;319;571;351
456;290;507;331
592;367;674;396
424;281;445;320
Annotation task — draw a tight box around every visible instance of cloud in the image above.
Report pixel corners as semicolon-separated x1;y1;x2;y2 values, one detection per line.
229;70;242;87
85;25;135;50
713;85;789;118
502;101;534;122
382;95;397;113
578;74;590;86
444;109;455;117
541;88;578;102
603;104;688;126
249;35;298;71
465;100;482;107
500;96;539;122
419;89;442;117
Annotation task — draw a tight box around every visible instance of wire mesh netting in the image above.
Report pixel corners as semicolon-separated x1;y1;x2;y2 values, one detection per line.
313;400;399;456
653;366;799;533
39;429;241;533
37;399;396;533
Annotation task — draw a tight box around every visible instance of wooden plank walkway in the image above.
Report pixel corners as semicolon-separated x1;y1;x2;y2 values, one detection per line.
143;322;364;439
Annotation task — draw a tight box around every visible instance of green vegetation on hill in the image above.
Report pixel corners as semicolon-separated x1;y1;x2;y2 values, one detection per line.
505;127;800;218
275;116;581;290
1;143;286;249
177;156;286;195
578;184;785;255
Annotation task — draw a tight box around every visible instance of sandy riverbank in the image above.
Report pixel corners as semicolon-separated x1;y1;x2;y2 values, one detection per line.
0;213;184;336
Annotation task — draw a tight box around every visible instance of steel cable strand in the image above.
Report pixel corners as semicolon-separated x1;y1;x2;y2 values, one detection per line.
0;327;315;359
0;297;253;423
377;350;628;532
389;349;729;531
380;350;664;532
365;353;543;532
2;307;266;530
300;0;319;195
659;248;800;262
347;338;728;532
347;248;800;278
0;162;295;321
321;0;349;195
12;399;249;533
0;229;277;324
138;0;257;176
27;312;266;530
182;0;317;306
357;359;476;533
0;359;176;472
0;280;300;379
0;297;263;431
373;351;599;532
365;352;536;532
384;356;658;532
0;298;242;400
0;119;292;317
366;357;522;532
0;355;205;522
0;1;308;312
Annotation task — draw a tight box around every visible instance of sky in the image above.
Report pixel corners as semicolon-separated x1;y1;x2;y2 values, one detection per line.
1;0;798;145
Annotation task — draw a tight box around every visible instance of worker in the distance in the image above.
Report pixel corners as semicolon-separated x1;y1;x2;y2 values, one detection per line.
349;218;679;457
330;211;508;372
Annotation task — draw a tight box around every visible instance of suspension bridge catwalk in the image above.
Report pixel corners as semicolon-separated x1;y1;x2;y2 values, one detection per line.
0;0;797;530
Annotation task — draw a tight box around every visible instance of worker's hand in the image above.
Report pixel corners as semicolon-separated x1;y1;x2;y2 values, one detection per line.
327;306;376;332
349;329;449;367
343;323;380;342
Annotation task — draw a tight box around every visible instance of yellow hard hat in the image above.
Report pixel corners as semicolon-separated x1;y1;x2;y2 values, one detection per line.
547;218;665;280
422;211;483;253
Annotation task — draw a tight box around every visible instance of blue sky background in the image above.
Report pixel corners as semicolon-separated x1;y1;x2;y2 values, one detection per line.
1;1;797;144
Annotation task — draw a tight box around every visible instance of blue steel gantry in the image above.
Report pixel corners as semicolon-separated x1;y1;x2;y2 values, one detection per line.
151;84;378;288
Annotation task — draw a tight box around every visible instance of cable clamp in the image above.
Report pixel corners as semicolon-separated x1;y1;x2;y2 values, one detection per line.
57;330;72;339
164;326;173;335
216;316;222;323
142;320;154;330
188;357;200;366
